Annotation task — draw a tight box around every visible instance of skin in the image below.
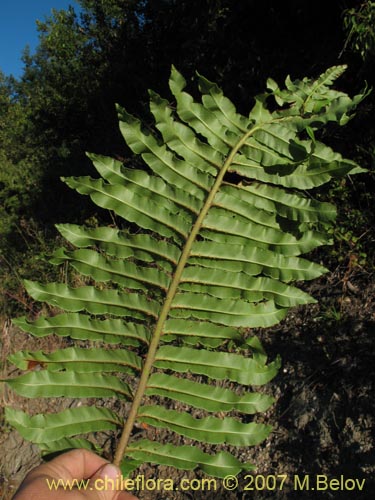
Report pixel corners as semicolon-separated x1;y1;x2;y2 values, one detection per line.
13;449;138;500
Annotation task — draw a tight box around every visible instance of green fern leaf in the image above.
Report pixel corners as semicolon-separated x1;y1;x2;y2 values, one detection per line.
4;66;366;478
5;406;121;444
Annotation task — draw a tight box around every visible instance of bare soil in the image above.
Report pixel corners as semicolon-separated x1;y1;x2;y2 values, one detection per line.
1;265;374;499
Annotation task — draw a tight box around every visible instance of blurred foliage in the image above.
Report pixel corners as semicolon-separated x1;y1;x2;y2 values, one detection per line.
0;0;374;317
343;1;375;60
326;177;374;269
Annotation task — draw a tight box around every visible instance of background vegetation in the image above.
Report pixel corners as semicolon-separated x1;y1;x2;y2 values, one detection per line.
0;0;374;316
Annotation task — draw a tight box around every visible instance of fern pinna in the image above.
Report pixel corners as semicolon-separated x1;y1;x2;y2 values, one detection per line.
4;66;366;477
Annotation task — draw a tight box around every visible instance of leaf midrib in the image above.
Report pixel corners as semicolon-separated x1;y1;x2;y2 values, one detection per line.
137;407;261;437
113;121;266;466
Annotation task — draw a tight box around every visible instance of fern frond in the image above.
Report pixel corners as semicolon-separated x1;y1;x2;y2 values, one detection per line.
4;65;366;477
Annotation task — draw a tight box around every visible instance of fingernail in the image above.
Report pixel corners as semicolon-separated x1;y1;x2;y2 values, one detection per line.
99;463;121;480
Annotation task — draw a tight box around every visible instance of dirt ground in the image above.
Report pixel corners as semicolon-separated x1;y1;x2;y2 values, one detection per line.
1;265;374;499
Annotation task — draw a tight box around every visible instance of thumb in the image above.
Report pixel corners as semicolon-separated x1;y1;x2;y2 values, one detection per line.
87;463;138;500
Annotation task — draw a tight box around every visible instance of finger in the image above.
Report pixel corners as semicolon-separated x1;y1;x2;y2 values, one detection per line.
14;450;139;500
26;449;109;483
87;463;138;500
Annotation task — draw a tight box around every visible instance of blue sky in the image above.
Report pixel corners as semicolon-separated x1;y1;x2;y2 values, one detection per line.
0;0;81;78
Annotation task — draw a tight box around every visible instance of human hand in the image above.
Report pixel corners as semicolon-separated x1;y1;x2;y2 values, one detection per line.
13;449;138;500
